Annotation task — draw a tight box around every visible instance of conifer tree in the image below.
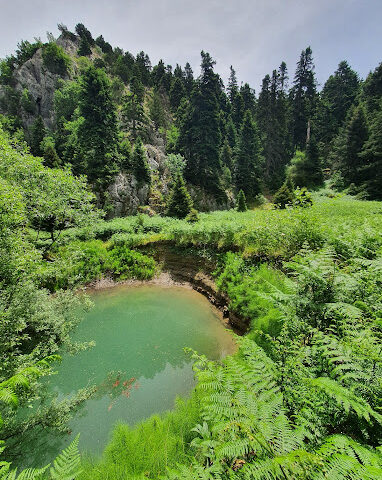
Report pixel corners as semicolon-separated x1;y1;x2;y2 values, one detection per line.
77;65;118;185
149;88;165;129
338;104;369;187
29;115;46;156
235;110;262;201
287;138;323;189
122;85;145;141
359;106;381;199
119;138;132;172
133;137;151;185
177;51;225;199
258;67;290;190
184;62;194;93
291;47;317;150
240;83;256;116
220;138;233;171
152;59;166;88
170;77;186;110
166;173;193;218
227;66;238;103
315;61;360;159
41;136;60;168
226;116;238;151
236;189;247;212
273;181;295;208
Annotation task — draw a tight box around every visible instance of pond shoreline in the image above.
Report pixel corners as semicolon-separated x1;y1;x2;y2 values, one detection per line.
84;252;247;335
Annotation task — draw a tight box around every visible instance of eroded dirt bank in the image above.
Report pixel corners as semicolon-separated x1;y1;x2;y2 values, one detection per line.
89;243;248;333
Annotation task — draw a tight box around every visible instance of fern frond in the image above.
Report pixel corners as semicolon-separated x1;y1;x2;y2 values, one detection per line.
308;377;382;423
50;434;81;480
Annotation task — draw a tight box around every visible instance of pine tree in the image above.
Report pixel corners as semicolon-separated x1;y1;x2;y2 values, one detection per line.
122;87;145;141
170;77;186;110
257;66;290;191
133;137;151;185
118;138;132;172
29;115;46;156
41;136;60;168
177;51;225;199
240;83;256;116
273;181;295;208
226;116;237;151
166;173;193;218
287;138;323;189
152;59;166;88
359;106;382;199
291;47;317;150
315;61;360;159
149;88;165;129
227;65;238;103
184;62;194;93
338;104;369;187
77;65;118;185
236;189;247;211
220;138;233;171
235;110;262;201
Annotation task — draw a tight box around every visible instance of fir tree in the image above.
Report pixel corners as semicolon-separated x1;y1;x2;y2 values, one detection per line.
122;90;145;140
184;62;194;93
149;88;165;129
287;138;323;189
166;173;193;218
359;106;382;199
29;115;46;156
257;66;290;191
227;66;238;103
133;137;151;185
240;83;256;116
315;61;360;159
273;181;295;208
220;138;233;171
170;77;186;110
152;59;166;88
338;104;369;187
178;51;225;199
41;136;60;168
77;65;118;185
119;138;132;172
236;189;247;212
291;47;317;150
235;110;262;201
226;116;238;151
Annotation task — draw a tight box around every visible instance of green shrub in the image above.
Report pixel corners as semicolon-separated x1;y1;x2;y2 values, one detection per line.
42;42;71;75
41;240;109;290
108;245;157;280
186;208;199;223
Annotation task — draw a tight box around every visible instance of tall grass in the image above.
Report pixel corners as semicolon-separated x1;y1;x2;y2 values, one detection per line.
79;395;201;480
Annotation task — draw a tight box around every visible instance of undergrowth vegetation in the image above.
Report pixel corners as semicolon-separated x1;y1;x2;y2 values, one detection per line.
1;125;381;479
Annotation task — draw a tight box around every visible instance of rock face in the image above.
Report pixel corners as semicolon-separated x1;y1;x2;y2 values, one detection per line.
189;185;234;212
106;173;150;217
10;38;78;130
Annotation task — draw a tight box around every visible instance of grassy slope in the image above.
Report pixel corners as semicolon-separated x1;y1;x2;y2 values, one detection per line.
75;196;382;479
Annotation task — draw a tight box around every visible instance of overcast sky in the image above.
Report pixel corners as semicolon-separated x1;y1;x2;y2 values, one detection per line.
0;0;381;91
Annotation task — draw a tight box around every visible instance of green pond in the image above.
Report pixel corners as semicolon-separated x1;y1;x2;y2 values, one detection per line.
19;284;235;467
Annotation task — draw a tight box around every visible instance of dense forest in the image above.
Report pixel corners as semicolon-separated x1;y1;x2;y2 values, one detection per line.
0;23;381;480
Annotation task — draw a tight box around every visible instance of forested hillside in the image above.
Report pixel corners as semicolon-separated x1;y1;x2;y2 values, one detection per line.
1;23;381;216
0;22;381;480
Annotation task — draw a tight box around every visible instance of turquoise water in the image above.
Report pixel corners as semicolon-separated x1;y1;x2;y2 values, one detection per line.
18;284;234;466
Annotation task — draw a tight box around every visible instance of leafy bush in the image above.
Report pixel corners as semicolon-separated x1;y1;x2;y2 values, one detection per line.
42;42;71;75
108;245;157;280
